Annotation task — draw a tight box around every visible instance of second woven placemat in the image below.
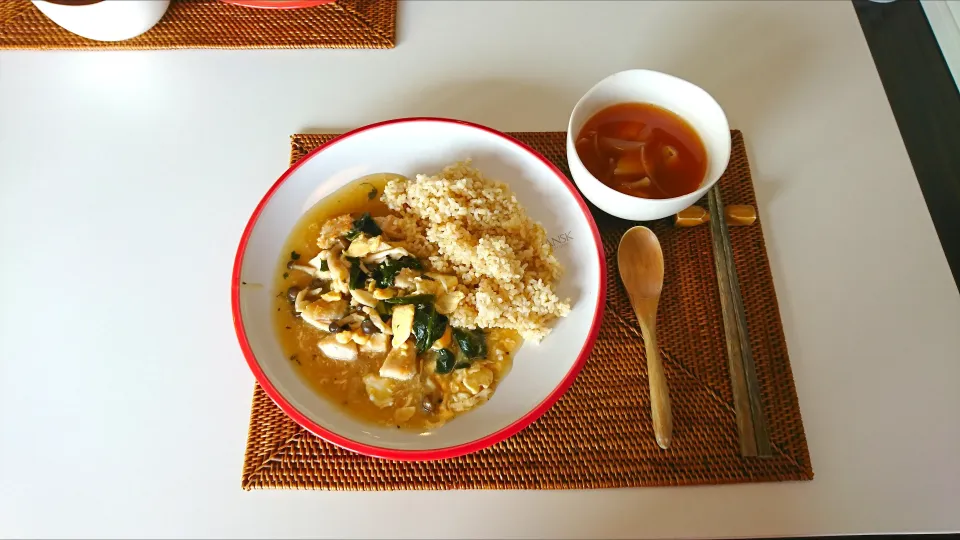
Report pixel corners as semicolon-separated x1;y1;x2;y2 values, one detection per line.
0;0;396;50
241;130;813;490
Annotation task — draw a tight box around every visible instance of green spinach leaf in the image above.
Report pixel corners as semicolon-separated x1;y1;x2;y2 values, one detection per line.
435;349;455;374
375;301;393;320
412;303;448;354
381;294;435;306
344;212;382;241
453;328;487;359
346;256;367;290
371;256;422;288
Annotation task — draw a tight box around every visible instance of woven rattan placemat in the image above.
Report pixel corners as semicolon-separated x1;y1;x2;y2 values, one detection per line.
0;0;395;50
241;130;812;490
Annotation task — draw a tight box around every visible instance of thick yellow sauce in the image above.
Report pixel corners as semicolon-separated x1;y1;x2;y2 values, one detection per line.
272;174;520;431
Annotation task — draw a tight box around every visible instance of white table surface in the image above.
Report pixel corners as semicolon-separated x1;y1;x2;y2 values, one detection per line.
2;1;959;538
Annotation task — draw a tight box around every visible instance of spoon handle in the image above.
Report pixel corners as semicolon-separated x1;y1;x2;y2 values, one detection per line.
639;321;673;450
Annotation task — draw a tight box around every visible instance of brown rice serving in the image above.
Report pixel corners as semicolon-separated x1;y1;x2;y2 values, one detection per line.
381;161;571;342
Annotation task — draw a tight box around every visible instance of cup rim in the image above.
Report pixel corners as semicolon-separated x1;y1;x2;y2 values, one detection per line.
566;69;731;207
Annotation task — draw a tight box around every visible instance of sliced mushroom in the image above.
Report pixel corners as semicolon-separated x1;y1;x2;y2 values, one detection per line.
599;137;645;153
307;253;326;270
362;247;411;265
326;246;350;283
360;319;379;335
294;288;311;312
362;306;392;335
288;263;322;277
336;313;364;329
662;144;680;165
349;288;378;308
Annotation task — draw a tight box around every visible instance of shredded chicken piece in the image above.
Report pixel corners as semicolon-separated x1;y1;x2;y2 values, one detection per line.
363;247;411;264
300;314;328;331
307;253;326;270
425;273;458;292
363;374;395;408
302;299;348;323
360;333;390;354
462;366;494;394
318;334;358;361
394;406;416;422
447;388;493;412
373;215;405;240
391;304;415;347
436;291;465;315
320;291;342;302
316;214;354;250
379;340;417;380
393;268;420;290
373;288;396;299
345;234;387;258
413;277;442;296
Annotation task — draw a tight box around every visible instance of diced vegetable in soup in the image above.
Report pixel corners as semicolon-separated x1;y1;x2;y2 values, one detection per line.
575;102;707;199
273;174;522;431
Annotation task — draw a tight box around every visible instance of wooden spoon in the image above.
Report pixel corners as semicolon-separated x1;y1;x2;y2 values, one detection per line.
618;226;673;449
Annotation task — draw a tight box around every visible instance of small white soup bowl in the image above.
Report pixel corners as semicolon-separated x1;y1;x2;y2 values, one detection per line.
567;69;731;221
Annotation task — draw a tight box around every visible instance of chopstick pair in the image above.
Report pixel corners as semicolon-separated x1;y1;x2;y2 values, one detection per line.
707;186;772;457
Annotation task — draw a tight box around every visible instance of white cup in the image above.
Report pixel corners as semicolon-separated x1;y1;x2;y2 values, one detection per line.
32;0;170;42
566;69;731;221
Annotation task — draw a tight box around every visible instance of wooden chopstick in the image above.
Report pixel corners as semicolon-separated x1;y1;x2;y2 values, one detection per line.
707;186;772;457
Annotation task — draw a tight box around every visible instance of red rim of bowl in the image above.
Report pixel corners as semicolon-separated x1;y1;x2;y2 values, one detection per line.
231;117;607;461
219;0;335;9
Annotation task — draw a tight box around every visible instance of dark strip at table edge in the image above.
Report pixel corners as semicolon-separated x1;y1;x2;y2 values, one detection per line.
854;0;960;290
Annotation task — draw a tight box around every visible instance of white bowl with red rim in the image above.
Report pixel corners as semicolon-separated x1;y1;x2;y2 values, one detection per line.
232;118;606;460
